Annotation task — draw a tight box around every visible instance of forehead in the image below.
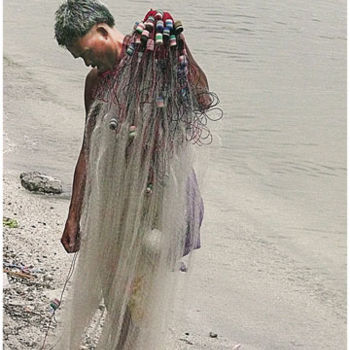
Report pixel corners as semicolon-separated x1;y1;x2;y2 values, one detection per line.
67;28;96;58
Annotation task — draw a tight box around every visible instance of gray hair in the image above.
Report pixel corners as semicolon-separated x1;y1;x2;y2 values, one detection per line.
54;0;115;47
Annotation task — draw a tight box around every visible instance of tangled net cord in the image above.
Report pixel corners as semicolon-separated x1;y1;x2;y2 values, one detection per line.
100;69;223;146
94;30;223;147
40;252;78;350
188;90;223;145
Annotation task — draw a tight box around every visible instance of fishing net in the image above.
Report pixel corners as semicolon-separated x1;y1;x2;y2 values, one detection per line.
55;9;222;349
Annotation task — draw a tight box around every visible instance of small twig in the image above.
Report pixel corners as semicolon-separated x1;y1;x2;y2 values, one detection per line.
179;338;194;345
3;268;35;280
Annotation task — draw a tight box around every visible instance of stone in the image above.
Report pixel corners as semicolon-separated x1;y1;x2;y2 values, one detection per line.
20;171;63;194
209;331;218;338
3;273;11;289
179;261;188;272
43;274;53;282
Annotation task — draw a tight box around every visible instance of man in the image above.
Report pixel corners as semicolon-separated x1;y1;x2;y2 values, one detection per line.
55;0;126;253
54;1;213;348
55;0;208;255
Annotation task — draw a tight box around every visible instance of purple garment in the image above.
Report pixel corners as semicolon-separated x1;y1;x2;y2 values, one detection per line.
183;170;204;256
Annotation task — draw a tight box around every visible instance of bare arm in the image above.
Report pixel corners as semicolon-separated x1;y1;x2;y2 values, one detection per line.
61;68;99;253
185;41;212;111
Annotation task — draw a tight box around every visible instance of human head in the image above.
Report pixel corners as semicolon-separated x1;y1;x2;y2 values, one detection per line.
55;0;115;47
55;0;120;72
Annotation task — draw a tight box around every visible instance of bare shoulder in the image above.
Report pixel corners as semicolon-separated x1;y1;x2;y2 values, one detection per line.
84;68;99;116
82;69;100;148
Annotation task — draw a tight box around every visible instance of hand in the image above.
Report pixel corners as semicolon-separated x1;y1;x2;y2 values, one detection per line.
198;92;212;112
61;218;81;253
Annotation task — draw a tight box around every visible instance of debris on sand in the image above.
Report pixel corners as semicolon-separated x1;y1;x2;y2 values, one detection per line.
3;269;35;280
3;216;19;228
179;337;194;345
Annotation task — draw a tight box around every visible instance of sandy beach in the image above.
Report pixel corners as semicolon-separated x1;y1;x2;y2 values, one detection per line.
3;0;346;349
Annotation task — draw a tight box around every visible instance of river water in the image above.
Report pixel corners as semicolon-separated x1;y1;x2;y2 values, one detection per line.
4;1;346;349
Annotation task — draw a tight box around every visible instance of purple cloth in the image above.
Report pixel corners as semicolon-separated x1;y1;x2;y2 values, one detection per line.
183;170;204;256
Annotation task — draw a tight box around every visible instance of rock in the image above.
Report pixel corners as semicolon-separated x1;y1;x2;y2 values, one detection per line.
3;273;11;289
179;261;188;272
20;171;62;194
8;300;25;307
43;274;53;282
3;313;10;324
209;331;218;338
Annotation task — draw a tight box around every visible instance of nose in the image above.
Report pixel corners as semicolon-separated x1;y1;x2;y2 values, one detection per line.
83;58;92;67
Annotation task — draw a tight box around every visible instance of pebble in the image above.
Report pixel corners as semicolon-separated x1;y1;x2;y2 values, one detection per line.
4;273;11;289
44;275;53;282
179;261;188;272
209;331;218;338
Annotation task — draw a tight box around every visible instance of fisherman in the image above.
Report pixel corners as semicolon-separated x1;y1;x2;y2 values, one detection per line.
55;0;209;255
55;0;126;253
54;1;218;348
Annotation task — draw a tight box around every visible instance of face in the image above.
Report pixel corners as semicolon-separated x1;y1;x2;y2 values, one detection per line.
67;24;117;73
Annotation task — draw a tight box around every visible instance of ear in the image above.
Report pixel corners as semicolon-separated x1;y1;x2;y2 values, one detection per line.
96;25;109;39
